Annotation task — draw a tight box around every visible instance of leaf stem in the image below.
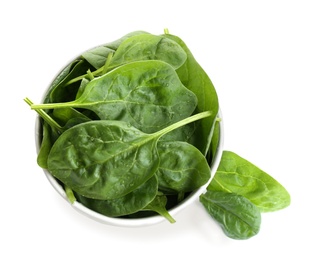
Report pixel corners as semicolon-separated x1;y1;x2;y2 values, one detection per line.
24;97;63;132
86;69;94;80
30;100;78;110
65;185;76;204
155;111;212;139
97;51;113;76
64;51;114;87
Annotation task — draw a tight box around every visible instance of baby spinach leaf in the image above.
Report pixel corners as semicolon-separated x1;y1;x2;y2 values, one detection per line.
52;107;90;127
49;59;93;103
200;191;261;240
31;60;198;134
142;193;176;223
103;31;149;51
75;78;90;99
47;120;159;200
36;121;55;169
82;46;115;70
74;175;158;217
82;31;149;69
31;106;92;169
163;33;219;154
156;141;211;194
43;60;79;104
47;111;211;200
207;151;291;212
108;34;187;70
206;118;221;166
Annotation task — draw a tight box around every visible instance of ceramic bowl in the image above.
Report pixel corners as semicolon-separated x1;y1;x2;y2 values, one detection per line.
34;46;224;227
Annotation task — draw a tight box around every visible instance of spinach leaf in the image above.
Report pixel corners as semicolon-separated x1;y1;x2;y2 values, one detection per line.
75;78;90;99
47;111;211;200
82;31;149;69
74;175;158;217
156;141;211;194
52;107;90;127
200;191;261;240
108;34;187;70
207;151;291;212
36;121;55;169
82;46;115;70
206;118;221;166
49;59;94;103
163;33;219;154
72;33;187;88
31;60;198;134
142;193;176;223
43;60;79;104
103;31;149;50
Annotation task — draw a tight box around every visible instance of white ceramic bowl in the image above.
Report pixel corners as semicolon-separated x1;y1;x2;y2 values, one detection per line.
34;51;224;227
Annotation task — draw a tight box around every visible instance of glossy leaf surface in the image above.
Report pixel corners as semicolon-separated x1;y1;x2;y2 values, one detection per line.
109;34;187;70
47;120;159;200
156;141;211;193
32;60;197;134
163;33;219;154
47;112;211;200
200;191;261;239
207;151;291;212
82;31;149;69
142;193;176;223
75;175;158;217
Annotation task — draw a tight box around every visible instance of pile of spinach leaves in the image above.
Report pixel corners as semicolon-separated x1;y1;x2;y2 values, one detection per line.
25;30;290;240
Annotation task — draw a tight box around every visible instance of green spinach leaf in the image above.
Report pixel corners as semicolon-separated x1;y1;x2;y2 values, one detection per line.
163;33;219;155
207;151;291;212
75;175;158;217
103;31;149;51
206;118;221;165
82;46;115;70
142;193;176;223
108;34;187;70
36;121;55;169
52;107;90;127
156;141;211;194
47;111;211;200
49;59;94;103
200;190;261;240
31;60;198;134
43;60;79;104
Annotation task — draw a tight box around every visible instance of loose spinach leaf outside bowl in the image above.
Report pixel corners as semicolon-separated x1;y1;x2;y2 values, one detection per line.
200;190;261;240
207;151;291;212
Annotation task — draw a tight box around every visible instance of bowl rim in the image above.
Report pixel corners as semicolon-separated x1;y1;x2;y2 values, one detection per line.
35;109;224;227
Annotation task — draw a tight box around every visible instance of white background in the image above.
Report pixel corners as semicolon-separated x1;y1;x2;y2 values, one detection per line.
1;0;308;259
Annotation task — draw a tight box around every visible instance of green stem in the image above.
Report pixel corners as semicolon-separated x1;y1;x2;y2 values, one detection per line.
64;68;103;86
158;209;176;224
65;185;76;204
64;52;114;87
24;97;63;132
97;51;113;76
155;111;212;138
86;69;94;80
30;100;79;110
